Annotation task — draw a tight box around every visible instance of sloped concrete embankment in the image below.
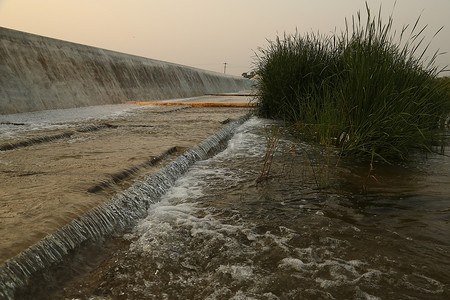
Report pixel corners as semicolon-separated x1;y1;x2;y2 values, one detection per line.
0;27;249;114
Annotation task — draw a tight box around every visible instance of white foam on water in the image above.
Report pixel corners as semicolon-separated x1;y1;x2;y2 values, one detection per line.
400;273;445;294
354;288;382;300
124;117;447;299
214;117;269;160
216;265;254;281
127;118;376;297
278;257;308;271
129;187;390;298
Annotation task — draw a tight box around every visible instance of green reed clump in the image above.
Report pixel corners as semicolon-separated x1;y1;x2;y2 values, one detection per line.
255;5;450;163
437;76;450;104
255;32;339;122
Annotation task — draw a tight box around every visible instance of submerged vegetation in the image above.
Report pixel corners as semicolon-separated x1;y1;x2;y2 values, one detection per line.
255;5;450;164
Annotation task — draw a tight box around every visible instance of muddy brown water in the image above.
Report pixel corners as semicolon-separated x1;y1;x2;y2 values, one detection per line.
22;117;449;299
1;104;449;299
0;98;251;263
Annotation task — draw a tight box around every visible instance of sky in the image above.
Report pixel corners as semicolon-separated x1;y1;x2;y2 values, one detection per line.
0;0;449;76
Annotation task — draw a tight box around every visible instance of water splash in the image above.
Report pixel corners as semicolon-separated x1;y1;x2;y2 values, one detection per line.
0;114;250;299
67;116;445;299
87;146;179;193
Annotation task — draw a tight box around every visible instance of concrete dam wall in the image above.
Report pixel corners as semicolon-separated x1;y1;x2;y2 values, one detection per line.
0;27;249;114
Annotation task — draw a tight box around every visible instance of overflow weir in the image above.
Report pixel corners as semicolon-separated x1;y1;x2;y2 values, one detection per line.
0;26;254;298
0;112;250;299
0;26;249;115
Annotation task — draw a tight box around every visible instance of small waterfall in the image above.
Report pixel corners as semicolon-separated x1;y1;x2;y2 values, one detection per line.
0;114;250;299
0;123;115;151
87;146;179;193
0;132;73;151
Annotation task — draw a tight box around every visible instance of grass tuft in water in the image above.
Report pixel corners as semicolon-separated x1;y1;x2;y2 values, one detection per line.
257;125;281;182
255;4;450;163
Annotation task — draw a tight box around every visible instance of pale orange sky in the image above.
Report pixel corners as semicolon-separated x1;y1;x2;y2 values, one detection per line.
0;0;449;76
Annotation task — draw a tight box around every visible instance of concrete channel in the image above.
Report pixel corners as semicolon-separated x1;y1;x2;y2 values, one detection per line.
0;26;250;114
0;25;256;298
0;95;254;298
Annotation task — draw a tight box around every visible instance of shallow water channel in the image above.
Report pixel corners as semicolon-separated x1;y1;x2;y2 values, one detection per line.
39;117;448;299
0;101;248;263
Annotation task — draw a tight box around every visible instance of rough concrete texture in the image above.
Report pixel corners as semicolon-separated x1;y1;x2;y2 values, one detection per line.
0;27;250;114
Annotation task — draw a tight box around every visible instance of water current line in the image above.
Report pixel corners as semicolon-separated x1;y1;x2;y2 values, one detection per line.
87;146;179;193
0;114;250;299
0;124;115;151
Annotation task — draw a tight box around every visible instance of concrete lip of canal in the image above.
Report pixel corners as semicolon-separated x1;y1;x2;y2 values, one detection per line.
0;94;254;264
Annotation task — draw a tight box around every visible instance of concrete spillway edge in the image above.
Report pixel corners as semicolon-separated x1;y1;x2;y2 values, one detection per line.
0;114;251;299
0;26;250;114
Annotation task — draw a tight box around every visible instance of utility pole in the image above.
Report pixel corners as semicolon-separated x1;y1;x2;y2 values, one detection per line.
223;62;227;74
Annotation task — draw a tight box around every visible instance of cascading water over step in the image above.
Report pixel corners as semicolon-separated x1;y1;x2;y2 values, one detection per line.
0;114;250;299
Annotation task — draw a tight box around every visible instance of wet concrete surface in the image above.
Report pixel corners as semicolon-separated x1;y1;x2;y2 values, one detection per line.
0;95;253;263
1;26;248;114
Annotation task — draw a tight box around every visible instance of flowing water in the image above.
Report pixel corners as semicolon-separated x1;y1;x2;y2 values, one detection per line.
0;101;249;265
41;117;449;299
